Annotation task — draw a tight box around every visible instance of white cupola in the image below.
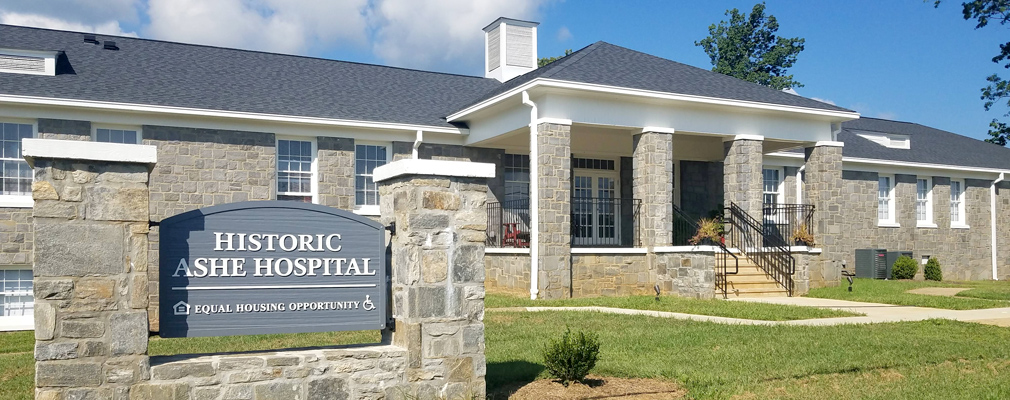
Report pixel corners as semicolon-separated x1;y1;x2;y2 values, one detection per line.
483;17;539;82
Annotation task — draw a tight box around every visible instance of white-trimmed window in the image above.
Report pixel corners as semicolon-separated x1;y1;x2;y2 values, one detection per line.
354;143;389;214
93;126;141;144
950;179;967;228
276;138;316;203
0;121;35;207
878;175;897;226
1;266;34;330
916;177;935;227
503;154;530;204
762;168;782;205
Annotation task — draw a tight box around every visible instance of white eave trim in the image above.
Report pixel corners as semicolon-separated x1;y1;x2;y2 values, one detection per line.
765;151;1010;176
22;138;157;165
0;94;462;135
446;78;862;122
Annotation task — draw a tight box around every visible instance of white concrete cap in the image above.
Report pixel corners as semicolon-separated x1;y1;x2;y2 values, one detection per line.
814;140;845;147
373;159;496;183
22;139;157;166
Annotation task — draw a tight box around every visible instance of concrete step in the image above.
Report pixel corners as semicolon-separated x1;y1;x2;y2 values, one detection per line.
720;287;790;298
725;274;778;283
725;281;783;290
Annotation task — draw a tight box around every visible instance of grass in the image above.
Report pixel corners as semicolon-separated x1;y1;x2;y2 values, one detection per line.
486;311;1010;399
0;331;34;400
486;293;860;321
807;278;1010;310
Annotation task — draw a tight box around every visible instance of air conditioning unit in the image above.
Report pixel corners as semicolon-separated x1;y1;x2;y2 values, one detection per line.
855;249;888;279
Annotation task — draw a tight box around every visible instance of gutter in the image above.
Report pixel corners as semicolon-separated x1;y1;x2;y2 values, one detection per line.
993;172;1005;280
521;91;540;300
412;130;423;159
796;165;805;204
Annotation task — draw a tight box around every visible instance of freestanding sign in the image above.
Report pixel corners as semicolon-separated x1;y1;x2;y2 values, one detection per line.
159;201;387;337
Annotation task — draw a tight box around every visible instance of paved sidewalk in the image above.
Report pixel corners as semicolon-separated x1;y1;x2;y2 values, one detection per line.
490;298;1010;327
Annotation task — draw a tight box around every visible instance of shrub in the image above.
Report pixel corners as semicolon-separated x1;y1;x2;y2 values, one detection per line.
689;218;723;245
791;223;815;246
891;255;918;280
541;328;600;387
924;257;942;281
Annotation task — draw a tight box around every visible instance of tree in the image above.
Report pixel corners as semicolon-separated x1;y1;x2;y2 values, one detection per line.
936;0;1010;146
695;2;805;90
538;49;572;68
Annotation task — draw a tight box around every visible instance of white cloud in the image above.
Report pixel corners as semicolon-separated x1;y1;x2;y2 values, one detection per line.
0;11;137;36
368;0;550;73
557;26;572;41
811;97;836;105
0;0;141;26
875;111;898;120
144;0;369;55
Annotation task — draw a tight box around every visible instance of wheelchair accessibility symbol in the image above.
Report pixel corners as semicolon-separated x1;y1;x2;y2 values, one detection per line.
363;295;375;311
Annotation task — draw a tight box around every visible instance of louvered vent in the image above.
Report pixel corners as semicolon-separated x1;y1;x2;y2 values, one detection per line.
488;26;501;72
0;54;46;74
505;25;533;68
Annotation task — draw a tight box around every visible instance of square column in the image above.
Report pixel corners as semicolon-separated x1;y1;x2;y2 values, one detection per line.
804;142;844;288
533;122;572;299
633;129;675;247
723;136;765;219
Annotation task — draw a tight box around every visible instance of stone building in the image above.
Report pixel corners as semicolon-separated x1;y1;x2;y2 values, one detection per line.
0;17;1009;331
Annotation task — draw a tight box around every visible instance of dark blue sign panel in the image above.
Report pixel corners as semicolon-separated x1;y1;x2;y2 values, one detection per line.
159;201;387;338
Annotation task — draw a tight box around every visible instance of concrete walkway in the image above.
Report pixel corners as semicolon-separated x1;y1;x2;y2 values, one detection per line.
906;287;970;296
491;297;1010;327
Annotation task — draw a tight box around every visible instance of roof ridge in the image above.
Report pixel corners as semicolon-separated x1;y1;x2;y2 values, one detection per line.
0;23;495;81
536;41;605;79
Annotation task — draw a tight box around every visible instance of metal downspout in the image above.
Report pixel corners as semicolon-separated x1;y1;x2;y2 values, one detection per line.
522;91;540;300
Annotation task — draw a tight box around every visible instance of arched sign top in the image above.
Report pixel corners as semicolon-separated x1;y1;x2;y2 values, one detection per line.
159;201;387;338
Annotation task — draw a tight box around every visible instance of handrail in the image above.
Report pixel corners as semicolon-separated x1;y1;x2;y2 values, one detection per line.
672;204;738;299
724;202;794;296
485;199;531;248
571;197;641;248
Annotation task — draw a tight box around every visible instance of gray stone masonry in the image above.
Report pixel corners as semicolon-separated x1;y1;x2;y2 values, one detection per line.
379;170;489;398
38;119;91;141
804;145;843;289
316;136;355;210
999;181;1010;281
32;155;152;400
723;139;764;220
536;122;572;299
143;125;275;331
408;143;507;204
484;254;531;297
633;131;674;247
0;207;32;265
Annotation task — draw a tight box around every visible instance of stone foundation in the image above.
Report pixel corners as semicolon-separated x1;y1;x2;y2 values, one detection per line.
484;253;531;296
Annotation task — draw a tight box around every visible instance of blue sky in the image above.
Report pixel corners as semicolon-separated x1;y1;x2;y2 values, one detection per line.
0;1;1005;142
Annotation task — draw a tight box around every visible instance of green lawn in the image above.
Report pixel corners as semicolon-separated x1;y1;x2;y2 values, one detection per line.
486;311;1010;399
487;293;860;321
807;278;1010;310
0;331;33;400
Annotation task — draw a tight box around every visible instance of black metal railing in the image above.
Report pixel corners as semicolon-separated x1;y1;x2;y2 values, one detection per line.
672;204;739;298
571;197;641;247
725;202;795;296
762;203;816;247
486;199;531;248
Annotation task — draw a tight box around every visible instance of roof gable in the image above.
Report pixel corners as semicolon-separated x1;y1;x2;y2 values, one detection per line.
838;117;1010;171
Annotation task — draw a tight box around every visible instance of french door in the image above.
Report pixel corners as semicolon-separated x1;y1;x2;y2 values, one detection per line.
572;172;620;246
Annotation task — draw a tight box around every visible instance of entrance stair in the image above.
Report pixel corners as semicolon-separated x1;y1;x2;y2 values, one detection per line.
717;253;789;298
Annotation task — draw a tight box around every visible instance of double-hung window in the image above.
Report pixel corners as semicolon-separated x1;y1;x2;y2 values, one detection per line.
354;143;389;214
916;178;935;227
94;126;141;144
762;168;782;205
0;266;33;330
276;138;316;203
950;179;967;228
503;154;530;204
0;121;34;207
878;175;896;226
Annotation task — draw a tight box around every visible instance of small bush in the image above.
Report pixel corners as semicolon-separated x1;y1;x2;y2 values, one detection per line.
924;257;942;281
891;255;918;280
541;328;600;387
689;218;723;245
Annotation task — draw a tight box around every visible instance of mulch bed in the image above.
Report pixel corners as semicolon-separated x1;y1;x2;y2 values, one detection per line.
492;375;687;399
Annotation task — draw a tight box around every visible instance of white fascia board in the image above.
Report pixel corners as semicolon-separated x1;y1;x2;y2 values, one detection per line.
446;78;862;122
534;117;572;126
372;159;496;183
641;126;676;134
725;134;764;142
765;152;1010;177
22;138;157;166
0;94;461;135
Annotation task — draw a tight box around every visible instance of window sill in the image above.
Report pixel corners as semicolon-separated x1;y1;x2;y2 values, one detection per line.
916;222;938;229
951;224;971;230
354;206;381;216
0;196;33;208
877;222;901;228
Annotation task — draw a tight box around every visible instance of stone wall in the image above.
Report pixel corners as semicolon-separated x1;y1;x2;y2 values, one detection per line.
38;119;90;141
723;139;763;219
32;156;152;400
0;207;32;265
804;145;843;289
413;143;507;204
998;181;1010;280
657;252;717;299
834;170;998;282
317;137;356;210
141;346;409;400
484;254;531;296
633;131;673;247
535;122;572;299
568;252;715;299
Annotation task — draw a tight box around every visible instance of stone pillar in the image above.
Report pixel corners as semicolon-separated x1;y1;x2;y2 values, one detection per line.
804;142;844;289
633;129;674;247
377;159;492;398
723;136;764;219
27;139;156;400
535;122;572;299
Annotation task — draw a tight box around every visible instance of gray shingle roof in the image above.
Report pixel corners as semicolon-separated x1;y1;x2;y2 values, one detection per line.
0;24;502;128
460;41;855;114
837;117;1010;171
